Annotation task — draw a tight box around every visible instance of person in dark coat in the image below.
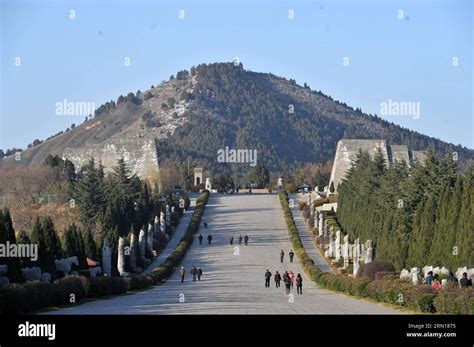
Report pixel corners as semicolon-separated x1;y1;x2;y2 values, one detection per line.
280;249;285;263
207;234;213;245
265;269;272;288
296;273;303;294
191;266;197;282
179;266;185;283
197;267;203;281
460;272;472;288
283;271;291;294
289;250;295;263
203;222;208;229
274;271;282;288
244;234;249;245
230;236;234;245
198;234;203;245
239;235;243;245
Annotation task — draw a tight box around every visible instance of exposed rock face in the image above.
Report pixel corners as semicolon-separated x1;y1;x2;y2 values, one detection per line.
329;139;426;190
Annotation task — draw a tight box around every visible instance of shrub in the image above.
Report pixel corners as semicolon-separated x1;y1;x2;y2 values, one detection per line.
50;276;89;306
88;276;128;298
357;260;396;280
433;288;473;314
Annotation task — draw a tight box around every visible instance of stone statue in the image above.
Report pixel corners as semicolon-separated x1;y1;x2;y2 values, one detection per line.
154;216;160;234
411;267;420;285
147;223;154;254
160;211;166;234
55;256;79;276
138;228;147;260
353;238;360;276
318;214;323;237
335;230;341;261
22;266;42;281
400;269;411;281
365;240;373;263
343;235;350;268
118;236;126;276
102;237;112;276
130;232;138;271
166;204;171;227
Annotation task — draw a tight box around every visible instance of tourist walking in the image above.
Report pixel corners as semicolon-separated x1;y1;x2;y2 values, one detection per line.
230;236;234;245
460;272;472;288
239;235;243;245
197;267;203;281
265;269;272;288
296;273;303;295
288;271;295;288
289;250;295;263
179;266;185;283
204;222;208;229
191;266;197;282
283;271;291;294
274;271;282;288
198;234;203;245
207;234;213;245
244;234;249;245
280;249;285;263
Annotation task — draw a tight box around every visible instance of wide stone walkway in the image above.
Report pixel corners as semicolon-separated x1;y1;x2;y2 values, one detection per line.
45;194;400;314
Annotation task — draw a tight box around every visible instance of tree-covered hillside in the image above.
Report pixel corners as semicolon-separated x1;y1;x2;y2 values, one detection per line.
156;63;473;175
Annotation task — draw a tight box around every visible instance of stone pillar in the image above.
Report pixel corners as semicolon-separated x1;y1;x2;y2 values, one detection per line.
343;235;350;269
160;211;166;234
205;177;212;191
154;216;160;234
318;213;323;237
139;228;147;260
147;223;154;254
411;267;420;285
328;229;334;258
335;230;341;261
102;237;112;276
353;238;360;276
118;237;126;276
130;232;138;272
166;205;171;228
365;240;373;263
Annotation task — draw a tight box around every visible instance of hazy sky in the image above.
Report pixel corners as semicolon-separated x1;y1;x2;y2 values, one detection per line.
1;0;472;150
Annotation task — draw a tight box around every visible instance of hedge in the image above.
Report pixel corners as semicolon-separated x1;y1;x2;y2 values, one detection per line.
279;191;473;314
0;190;210;314
279;191;321;281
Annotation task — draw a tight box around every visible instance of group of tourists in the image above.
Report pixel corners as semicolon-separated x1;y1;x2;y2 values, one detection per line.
179;266;203;283
280;249;295;263
423;271;472;291
198;234;213;245
265;269;303;294
230;234;249;245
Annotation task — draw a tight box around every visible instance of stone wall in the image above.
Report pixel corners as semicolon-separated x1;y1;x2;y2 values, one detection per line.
329;139;425;190
62;137;159;178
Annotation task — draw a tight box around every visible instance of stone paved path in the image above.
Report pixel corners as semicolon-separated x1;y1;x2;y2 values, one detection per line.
45;194;400;314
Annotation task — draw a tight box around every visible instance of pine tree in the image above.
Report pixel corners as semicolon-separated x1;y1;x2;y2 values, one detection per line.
83;229;98;261
0;208;22;282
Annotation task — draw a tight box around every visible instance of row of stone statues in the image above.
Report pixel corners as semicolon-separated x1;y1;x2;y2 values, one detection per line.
314;211;372;276
104;207;172;277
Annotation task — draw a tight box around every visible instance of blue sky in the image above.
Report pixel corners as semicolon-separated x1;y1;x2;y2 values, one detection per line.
1;0;472;150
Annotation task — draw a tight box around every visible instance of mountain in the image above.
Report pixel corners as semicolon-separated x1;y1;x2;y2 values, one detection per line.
3;62;473;176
